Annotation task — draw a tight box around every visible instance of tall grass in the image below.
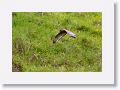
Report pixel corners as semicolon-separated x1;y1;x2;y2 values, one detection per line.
12;12;102;72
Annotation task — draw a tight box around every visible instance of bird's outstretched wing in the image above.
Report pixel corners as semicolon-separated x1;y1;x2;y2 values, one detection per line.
53;30;67;43
53;29;76;43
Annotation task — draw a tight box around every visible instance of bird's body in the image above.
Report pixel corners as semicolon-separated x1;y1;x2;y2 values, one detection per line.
65;30;76;38
53;29;76;43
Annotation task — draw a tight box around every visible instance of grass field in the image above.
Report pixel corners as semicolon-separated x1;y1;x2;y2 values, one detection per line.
12;12;102;72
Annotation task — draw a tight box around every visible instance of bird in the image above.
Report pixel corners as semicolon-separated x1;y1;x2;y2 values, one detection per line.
53;29;76;43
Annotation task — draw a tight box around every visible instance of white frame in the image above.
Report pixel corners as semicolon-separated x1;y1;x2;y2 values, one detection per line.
0;0;114;84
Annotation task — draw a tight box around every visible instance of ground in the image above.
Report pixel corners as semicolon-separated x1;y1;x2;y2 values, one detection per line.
12;12;102;72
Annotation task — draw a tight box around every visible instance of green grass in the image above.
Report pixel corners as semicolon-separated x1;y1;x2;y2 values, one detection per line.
12;12;102;72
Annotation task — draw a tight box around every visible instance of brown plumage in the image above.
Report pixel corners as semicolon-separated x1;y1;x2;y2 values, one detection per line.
53;29;76;43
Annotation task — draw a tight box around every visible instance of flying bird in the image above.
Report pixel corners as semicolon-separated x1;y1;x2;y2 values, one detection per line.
53;29;76;43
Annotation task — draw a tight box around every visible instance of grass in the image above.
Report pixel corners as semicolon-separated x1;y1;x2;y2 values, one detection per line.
12;12;102;72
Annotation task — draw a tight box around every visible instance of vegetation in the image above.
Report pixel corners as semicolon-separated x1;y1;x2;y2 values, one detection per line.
12;12;102;72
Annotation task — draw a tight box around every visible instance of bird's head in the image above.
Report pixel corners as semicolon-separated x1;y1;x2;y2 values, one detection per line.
71;35;76;38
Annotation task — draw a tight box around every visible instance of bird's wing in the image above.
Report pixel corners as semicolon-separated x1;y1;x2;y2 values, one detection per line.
53;30;67;43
